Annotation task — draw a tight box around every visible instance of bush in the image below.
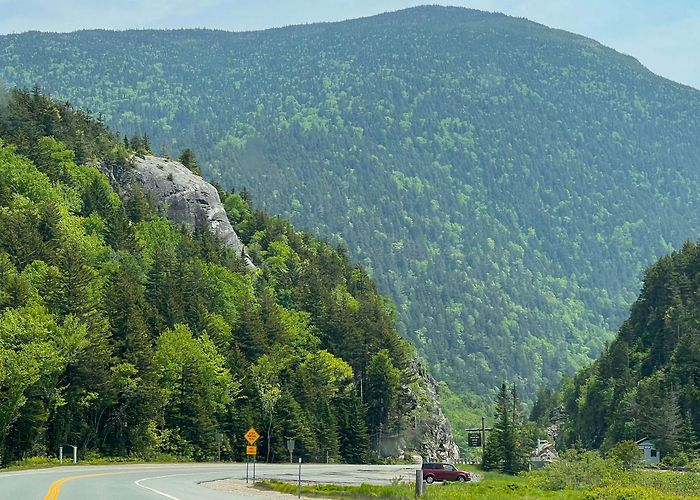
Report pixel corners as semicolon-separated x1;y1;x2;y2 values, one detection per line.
660;451;690;468
531;450;630;491
606;441;642;470
583;484;687;500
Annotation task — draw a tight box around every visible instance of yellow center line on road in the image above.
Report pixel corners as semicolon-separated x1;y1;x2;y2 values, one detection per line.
44;472;119;500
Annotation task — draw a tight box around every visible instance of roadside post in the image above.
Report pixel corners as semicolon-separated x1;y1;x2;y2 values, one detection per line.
59;446;63;464
298;457;302;498
216;432;222;461
415;469;423;497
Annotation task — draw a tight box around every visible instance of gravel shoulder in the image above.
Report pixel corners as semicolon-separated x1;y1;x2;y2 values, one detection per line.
203;478;332;499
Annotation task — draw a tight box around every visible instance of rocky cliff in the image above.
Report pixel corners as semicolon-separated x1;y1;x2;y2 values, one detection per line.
102;155;457;461
405;358;460;462
103;155;253;267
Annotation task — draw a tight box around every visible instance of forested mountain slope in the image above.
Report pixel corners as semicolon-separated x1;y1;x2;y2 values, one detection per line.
0;88;456;464
553;240;700;459
3;6;700;404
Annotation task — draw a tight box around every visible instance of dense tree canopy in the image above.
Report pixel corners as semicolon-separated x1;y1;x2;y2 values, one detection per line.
3;6;700;413
551;241;700;461
0;89;422;465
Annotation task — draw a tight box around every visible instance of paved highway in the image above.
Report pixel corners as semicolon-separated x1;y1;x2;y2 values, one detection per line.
0;463;421;499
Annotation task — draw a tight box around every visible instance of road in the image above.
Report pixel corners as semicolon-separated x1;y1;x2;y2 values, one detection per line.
0;462;422;499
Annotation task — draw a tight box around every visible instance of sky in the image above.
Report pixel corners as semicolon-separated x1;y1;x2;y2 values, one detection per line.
0;1;698;89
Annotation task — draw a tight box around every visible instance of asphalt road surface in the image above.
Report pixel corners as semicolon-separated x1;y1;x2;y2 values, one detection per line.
0;462;423;499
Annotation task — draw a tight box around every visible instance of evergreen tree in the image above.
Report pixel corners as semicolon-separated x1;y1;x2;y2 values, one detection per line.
366;349;400;446
483;383;529;474
177;147;200;175
649;390;683;455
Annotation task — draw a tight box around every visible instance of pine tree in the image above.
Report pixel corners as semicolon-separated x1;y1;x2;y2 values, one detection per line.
483;383;529;474
177;147;200;175
649;390;683;455
337;392;370;463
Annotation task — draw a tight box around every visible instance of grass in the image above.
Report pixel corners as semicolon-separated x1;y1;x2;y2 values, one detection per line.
259;466;700;499
0;453;192;472
257;479;414;498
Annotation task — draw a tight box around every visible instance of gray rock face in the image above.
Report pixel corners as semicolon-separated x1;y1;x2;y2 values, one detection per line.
408;358;461;462
105;155;253;267
380;357;459;462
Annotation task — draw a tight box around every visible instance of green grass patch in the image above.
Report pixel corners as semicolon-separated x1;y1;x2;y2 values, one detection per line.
0;453;193;472
258;479;414;498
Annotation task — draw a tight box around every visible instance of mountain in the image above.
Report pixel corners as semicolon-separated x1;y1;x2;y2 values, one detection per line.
553;240;700;459
0;87;458;464
3;6;700;408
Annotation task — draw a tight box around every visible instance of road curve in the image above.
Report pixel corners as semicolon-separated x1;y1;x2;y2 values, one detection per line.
0;462;422;499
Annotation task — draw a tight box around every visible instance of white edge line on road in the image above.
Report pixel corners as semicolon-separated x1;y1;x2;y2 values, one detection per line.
133;470;235;500
134;474;183;500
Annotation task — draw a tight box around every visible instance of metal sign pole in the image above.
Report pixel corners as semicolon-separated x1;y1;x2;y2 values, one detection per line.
246;455;249;483
253;454;256;483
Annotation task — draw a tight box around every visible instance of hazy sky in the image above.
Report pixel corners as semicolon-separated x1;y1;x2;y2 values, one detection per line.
0;1;698;89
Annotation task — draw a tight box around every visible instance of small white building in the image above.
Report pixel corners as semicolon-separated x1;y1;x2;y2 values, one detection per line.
635;437;660;465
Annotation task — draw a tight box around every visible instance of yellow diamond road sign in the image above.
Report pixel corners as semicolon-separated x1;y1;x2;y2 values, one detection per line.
244;427;260;445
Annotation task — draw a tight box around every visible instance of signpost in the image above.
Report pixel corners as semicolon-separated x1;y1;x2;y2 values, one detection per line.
216;432;223;461
466;418;493;465
244;427;260;484
59;445;78;464
286;438;295;463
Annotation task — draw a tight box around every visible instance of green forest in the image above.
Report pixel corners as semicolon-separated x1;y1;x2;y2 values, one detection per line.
2;7;699;412
0;87;428;465
539;239;700;464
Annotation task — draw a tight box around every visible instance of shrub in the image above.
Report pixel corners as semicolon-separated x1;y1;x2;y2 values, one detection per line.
606;441;642;470
531;450;630;491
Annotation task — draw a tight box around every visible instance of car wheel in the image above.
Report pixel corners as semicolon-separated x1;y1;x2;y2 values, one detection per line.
457;475;466;482
425;475;435;484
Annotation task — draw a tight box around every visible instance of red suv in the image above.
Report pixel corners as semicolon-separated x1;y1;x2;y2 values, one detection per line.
421;462;471;483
